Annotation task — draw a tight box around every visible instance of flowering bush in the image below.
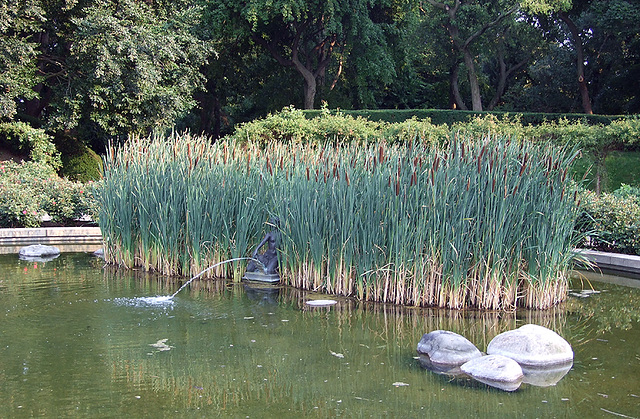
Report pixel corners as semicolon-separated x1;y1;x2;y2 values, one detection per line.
0;160;98;228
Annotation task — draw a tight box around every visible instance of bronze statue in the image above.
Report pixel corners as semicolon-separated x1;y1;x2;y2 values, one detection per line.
246;216;280;275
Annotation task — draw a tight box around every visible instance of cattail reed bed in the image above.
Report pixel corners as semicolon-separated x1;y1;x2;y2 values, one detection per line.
98;132;581;310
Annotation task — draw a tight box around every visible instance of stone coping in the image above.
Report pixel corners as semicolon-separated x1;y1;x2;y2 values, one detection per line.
0;227;103;254
575;249;640;276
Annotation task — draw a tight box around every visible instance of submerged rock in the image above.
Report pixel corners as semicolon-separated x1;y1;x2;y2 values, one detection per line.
18;244;60;261
487;324;573;366
93;248;104;258
417;330;482;373
461;354;524;392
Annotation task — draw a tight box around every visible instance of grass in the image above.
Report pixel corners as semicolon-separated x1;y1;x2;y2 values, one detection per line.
97;132;581;310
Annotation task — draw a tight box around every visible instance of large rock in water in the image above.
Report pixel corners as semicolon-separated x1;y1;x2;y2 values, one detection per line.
417;330;482;374
487;324;573;366
19;244;60;261
461;355;524;392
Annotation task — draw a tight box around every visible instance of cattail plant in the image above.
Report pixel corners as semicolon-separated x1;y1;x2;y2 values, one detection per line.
98;131;581;310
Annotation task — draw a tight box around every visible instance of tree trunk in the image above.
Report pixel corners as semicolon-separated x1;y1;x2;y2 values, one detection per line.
449;63;467;110
487;47;528;110
291;55;318;110
463;48;483;111
559;12;593;114
302;77;317;109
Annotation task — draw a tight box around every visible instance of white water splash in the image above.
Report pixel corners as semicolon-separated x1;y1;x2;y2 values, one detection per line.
113;296;175;307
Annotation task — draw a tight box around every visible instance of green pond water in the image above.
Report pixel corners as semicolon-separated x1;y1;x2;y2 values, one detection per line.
1;253;639;418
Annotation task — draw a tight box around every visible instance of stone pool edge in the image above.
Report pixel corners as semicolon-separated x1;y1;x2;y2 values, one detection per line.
575;249;640;276
0;227;103;254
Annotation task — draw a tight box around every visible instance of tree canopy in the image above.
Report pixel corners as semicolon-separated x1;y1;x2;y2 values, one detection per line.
0;0;638;147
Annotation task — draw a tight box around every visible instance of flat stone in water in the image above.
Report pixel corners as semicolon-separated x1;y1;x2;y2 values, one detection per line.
306;299;338;306
461;354;524;392
487;324;573;366
416;330;482;368
18;244;60;261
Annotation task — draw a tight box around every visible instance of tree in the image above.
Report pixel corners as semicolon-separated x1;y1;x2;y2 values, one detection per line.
586;0;640;113
0;0;43;119
206;0;399;109
50;0;212;140
422;0;519;111
557;9;593;114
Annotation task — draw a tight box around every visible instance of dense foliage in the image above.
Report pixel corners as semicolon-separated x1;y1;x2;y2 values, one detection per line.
0;122;61;169
576;187;640;255
0;0;637;148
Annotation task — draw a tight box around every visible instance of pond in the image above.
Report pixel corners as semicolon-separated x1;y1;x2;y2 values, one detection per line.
1;253;639;418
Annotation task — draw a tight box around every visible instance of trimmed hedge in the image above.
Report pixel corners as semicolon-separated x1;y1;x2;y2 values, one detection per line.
302;109;627;126
234;107;640;151
55;135;104;182
232;108;640;195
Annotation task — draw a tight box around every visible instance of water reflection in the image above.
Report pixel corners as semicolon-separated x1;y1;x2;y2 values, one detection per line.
521;362;573;387
1;254;639;418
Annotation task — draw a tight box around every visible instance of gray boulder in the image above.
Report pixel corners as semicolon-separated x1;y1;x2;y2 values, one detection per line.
18;244;60;261
487;324;573;366
461;354;524;392
417;330;482;373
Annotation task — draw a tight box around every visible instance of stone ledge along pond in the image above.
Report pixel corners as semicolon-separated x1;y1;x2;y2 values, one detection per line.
1;252;639;418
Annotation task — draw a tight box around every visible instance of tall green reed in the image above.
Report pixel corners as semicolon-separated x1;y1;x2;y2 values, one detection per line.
98;132;581;310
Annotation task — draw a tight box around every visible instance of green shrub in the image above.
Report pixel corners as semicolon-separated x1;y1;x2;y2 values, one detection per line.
0;122;61;169
233;106;388;145
54;135;103;182
242;108;640;152
0;160;98;228
576;189;640;255
60;146;103;182
382;117;449;145
612;184;640;205
240;109;639;194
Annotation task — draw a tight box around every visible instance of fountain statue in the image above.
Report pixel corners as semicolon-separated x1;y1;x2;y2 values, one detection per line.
244;216;281;283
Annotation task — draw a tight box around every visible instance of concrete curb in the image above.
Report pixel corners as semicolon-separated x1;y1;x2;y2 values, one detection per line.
0;227;103;254
575;249;640;276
